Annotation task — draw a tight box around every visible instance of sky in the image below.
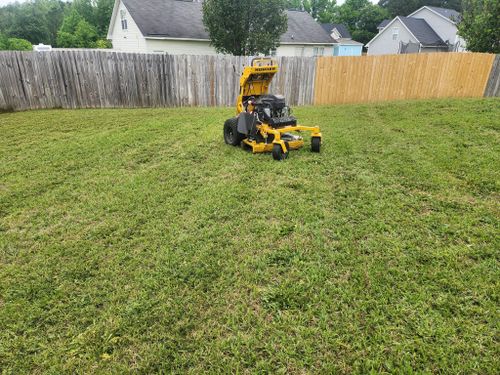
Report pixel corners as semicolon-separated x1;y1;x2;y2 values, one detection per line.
0;0;378;6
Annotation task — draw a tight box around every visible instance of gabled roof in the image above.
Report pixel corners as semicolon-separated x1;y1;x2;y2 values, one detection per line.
281;11;335;43
398;16;447;46
366;16;447;48
117;0;333;44
427;6;461;21
409;6;461;24
377;19;391;29
320;23;352;39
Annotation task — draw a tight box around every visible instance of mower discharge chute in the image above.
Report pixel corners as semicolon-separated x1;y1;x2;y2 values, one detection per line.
223;57;322;160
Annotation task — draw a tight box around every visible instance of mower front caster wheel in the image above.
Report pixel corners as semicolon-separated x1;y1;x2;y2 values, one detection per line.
272;143;288;161
311;137;321;153
224;118;244;146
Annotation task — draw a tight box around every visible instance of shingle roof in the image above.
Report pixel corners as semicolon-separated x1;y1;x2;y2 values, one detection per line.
378;19;391;29
121;0;333;44
281;11;334;43
426;6;461;23
399;16;447;47
320;23;352;39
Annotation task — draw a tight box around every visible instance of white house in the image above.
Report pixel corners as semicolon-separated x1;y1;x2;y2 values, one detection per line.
366;6;466;55
107;0;334;57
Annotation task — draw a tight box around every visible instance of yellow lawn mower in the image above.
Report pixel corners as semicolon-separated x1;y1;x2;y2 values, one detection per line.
223;57;322;160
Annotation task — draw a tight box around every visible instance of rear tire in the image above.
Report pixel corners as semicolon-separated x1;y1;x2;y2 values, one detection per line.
272;143;288;161
311;137;321;153
224;118;244;146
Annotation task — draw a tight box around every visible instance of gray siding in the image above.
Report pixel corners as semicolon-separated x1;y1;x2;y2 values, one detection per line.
367;19;418;56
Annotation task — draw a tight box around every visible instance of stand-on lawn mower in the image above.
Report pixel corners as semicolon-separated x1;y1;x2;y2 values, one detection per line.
223;57;322;160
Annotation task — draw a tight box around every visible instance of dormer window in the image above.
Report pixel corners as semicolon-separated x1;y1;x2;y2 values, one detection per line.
120;9;128;30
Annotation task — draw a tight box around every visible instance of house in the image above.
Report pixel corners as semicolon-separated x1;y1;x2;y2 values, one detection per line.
366;6;465;55
107;0;334;56
321;23;364;56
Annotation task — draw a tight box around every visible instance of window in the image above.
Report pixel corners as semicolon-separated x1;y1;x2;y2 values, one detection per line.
313;47;324;56
392;27;399;40
120;9;128;30
270;49;277;57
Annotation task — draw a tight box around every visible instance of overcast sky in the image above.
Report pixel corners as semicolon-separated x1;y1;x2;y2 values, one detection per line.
0;0;378;7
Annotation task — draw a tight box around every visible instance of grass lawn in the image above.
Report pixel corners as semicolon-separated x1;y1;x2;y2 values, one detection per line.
0;99;499;373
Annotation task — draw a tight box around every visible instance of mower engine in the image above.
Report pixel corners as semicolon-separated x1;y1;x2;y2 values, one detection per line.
251;95;297;127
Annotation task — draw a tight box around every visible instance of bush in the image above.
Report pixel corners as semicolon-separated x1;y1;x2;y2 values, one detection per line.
95;39;112;49
7;38;33;51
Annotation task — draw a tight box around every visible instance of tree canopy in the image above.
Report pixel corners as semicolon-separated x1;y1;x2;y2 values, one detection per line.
458;0;500;53
0;0;113;50
202;0;288;56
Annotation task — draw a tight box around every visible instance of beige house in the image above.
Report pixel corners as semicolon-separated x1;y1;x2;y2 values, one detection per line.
107;0;334;56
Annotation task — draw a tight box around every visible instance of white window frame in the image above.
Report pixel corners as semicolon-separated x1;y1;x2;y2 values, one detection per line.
313;47;325;57
392;27;399;40
120;10;128;31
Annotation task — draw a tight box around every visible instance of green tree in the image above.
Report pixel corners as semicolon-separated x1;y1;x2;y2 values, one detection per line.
95;0;115;36
0;0;67;45
458;0;500;53
203;0;288;56
378;0;462;18
7;37;33;51
57;9;98;48
330;0;389;45
286;0;337;22
0;33;8;50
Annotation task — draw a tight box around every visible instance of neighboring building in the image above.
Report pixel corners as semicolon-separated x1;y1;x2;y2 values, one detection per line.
366;6;465;55
321;23;364;56
107;0;334;56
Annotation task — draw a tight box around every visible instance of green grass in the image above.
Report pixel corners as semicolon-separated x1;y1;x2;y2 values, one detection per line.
0;99;499;373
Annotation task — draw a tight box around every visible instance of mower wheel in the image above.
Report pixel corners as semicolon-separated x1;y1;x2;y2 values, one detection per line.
272;143;288;161
224;118;244;146
311;137;321;153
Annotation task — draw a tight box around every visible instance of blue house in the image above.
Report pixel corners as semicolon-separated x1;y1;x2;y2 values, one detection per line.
321;23;364;56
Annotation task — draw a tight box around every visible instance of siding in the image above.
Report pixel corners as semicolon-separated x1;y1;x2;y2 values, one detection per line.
277;44;333;57
110;1;147;53
410;8;464;50
367;19;417;56
145;39;217;55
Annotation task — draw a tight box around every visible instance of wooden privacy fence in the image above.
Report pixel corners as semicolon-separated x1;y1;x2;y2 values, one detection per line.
0;51;315;111
314;53;496;105
0;51;498;112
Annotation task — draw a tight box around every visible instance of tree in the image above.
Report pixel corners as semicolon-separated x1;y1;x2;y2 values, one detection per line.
286;0;337;23
7;37;33;51
458;0;500;53
202;0;288;56
330;0;389;45
378;0;462;18
0;33;8;50
57;9;98;48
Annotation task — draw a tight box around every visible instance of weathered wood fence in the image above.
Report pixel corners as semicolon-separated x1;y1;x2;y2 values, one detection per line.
484;54;500;98
0;51;498;112
0;51;315;111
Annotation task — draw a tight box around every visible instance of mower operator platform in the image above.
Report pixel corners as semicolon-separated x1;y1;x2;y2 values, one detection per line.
223;57;322;161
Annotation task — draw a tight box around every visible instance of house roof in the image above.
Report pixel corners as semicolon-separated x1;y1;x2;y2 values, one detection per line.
409;6;461;24
334;38;363;46
320;23;352;39
377;19;391;29
398;16;447;47
427;6;461;22
120;0;333;44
